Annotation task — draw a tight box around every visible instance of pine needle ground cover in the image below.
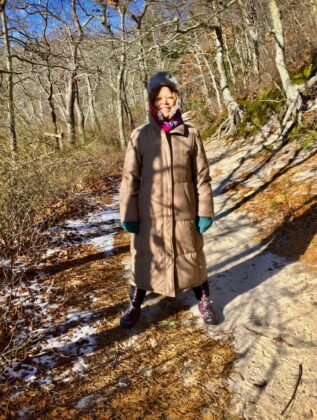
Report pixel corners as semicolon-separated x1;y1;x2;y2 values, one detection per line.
0;214;235;418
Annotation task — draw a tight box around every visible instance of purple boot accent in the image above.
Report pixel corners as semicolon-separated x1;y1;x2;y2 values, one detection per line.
198;292;218;325
120;304;141;329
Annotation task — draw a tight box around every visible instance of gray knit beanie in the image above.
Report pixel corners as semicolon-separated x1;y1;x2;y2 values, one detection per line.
148;72;179;97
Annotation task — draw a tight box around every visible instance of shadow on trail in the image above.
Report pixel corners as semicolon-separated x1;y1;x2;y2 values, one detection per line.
20;295;187;374
208;201;317;322
212;137;289;198
215;146;317;220
35;244;130;276
191;201;317;409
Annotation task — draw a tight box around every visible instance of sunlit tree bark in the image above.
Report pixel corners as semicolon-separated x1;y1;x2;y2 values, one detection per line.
0;0;17;156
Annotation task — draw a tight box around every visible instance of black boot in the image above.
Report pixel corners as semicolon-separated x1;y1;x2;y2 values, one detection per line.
120;286;146;329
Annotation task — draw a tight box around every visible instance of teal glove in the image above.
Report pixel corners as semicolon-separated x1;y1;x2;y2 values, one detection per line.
196;217;213;234
121;221;140;234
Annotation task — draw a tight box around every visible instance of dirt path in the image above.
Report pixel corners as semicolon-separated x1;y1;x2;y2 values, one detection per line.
184;138;316;419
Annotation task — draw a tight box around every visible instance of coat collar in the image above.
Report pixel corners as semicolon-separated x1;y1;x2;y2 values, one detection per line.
169;124;185;135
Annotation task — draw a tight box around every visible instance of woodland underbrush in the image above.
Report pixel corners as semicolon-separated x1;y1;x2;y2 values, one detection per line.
1;136;121;269
0;135;122;368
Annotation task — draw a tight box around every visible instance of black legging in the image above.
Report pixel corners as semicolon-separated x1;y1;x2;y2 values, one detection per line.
129;280;210;306
192;280;210;300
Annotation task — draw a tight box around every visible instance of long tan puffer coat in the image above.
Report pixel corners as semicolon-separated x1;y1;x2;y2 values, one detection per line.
120;116;214;297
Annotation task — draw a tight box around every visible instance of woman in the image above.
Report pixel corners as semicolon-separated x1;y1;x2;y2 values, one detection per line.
119;71;217;328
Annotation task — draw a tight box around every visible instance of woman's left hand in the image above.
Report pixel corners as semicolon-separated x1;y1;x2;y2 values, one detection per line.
196;216;213;234
121;221;140;234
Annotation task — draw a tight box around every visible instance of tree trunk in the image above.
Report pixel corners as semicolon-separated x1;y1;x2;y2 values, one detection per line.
138;42;149;123
268;0;317;136
74;80;85;144
200;51;222;112
214;26;244;130
64;0;87;146
223;32;236;86
66;76;76;145
47;71;63;150
116;66;126;149
55;85;68;129
40;0;63;150
85;74;101;132
0;0;17;156
123;71;135;131
234;34;247;88
269;0;298;101
122;95;135;133
116;6;127;150
238;0;260;76
194;50;214;115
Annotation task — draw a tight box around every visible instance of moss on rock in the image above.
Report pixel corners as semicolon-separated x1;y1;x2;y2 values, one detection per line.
291;52;317;85
237;87;284;138
288;122;317;149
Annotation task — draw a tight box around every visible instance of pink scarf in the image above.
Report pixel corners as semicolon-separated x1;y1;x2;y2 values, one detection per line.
149;102;183;133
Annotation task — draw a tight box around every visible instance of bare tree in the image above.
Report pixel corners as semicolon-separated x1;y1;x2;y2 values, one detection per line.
269;0;317;136
0;0;17;156
193;45;215;115
41;0;64;149
238;0;260;77
131;1;151;122
213;25;244;133
100;1;129;149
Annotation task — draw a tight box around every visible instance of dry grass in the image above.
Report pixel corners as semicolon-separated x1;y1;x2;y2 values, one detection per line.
0;230;236;418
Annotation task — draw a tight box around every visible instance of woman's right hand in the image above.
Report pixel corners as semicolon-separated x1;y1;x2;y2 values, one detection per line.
121;221;140;234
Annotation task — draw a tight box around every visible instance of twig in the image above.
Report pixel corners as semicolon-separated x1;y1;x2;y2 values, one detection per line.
281;363;303;416
112;341;119;368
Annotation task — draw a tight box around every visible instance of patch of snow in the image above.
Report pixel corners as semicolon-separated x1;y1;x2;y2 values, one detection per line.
45;247;62;257
5;363;38;382
65;310;94;322
78;337;97;356
55;357;91;384
32;354;57;369
17;407;34;418
41;324;97;356
72;357;89;374
64;196;120;254
76;394;94;409
1;194;119;388
117;380;128;388
90;234;114;252
37;376;52;386
50;226;65;232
